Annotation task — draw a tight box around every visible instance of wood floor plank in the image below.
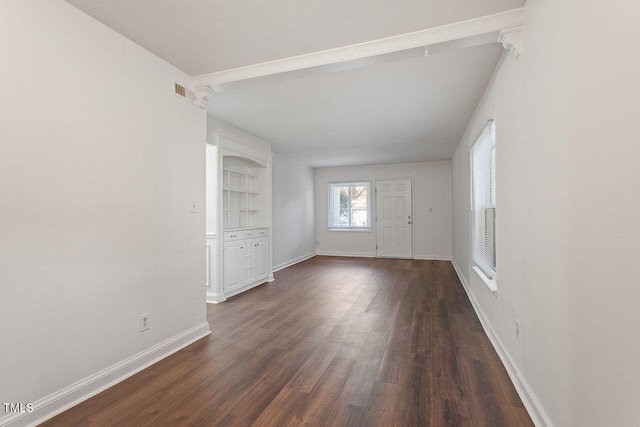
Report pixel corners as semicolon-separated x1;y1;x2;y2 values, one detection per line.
430;397;474;427
296;357;356;425
41;256;534;427
322;403;367;427
450;313;482;360
225;346;317;424
336;331;389;407
285;339;344;393
334;329;370;360
251;388;309;427
410;309;432;355
363;381;406;427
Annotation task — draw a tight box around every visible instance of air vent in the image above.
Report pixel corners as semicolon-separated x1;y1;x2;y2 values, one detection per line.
174;82;197;103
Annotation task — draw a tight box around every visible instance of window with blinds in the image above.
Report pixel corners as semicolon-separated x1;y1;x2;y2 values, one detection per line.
471;120;496;280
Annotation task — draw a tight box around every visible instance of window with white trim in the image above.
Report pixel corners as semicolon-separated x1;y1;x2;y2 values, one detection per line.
471;120;496;280
328;182;371;229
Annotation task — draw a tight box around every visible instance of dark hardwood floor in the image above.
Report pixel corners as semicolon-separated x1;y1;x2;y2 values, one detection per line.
42;256;533;426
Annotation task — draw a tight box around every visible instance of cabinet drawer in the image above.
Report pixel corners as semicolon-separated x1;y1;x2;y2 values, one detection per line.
242;228;268;239
224;231;243;241
241;230;257;239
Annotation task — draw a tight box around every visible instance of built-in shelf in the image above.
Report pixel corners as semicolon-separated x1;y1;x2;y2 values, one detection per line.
212;131;273;303
223;168;251;230
222;188;259;196
222;162;267;230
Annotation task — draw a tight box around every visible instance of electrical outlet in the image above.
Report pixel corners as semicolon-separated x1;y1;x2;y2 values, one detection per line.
515;319;521;341
140;313;150;332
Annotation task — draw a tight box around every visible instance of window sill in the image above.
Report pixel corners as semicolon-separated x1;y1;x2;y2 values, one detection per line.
472;265;497;296
328;228;371;232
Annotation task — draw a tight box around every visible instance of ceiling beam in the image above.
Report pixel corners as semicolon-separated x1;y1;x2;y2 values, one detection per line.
193;7;524;92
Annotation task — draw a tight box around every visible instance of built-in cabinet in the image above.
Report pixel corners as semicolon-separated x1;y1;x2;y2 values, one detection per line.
223;228;269;293
206;130;273;303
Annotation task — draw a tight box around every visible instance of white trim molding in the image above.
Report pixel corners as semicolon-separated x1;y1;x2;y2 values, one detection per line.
0;323;211;427
315;251;376;258
413;255;453;261
206;291;226;304
498;26;523;58
193;8;524;88
205;240;212;288
205;233;222;303
273;252;317;273
195;85;215;109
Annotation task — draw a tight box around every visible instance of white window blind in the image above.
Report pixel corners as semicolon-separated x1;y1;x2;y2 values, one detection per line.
471;120;496;279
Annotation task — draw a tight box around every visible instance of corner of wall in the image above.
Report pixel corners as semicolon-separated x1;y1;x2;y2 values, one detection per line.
0;324;211;427
450;259;551;427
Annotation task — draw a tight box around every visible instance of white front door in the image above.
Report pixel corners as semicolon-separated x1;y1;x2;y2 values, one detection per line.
376;178;413;258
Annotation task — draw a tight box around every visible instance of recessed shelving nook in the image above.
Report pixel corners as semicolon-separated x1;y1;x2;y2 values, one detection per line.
222;157;266;230
206;128;273;304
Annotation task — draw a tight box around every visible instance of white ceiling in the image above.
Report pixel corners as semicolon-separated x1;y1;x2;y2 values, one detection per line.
208;44;504;167
65;0;525;167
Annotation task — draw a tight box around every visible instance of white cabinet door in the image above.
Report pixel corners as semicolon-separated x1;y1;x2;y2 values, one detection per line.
223;240;242;291
241;240;255;286
254;238;269;280
223;229;270;295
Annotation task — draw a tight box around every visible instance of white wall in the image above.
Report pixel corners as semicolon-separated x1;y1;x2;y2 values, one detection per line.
272;154;316;270
0;1;208;424
315;161;452;259
452;1;640;426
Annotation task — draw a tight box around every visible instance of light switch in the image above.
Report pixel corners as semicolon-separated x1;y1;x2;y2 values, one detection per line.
190;200;197;213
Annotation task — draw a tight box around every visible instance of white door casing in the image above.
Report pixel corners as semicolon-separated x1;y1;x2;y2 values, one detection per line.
376;178;413;258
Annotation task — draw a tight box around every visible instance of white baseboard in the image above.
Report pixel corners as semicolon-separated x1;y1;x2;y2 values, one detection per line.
315;251;375;258
206;291;226;304
315;252;451;261
273;252;316;272
413;255;452;261
207;275;276;304
450;259;552;427
0;322;211;427
222;278;269;300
